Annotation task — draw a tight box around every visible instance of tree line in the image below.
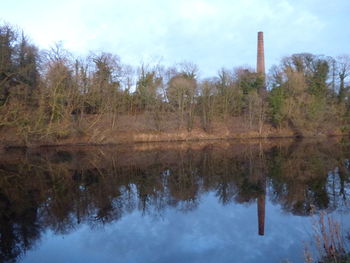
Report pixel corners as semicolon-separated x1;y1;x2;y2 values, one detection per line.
1;23;350;142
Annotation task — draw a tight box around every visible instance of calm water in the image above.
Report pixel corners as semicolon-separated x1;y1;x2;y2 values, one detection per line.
1;138;350;263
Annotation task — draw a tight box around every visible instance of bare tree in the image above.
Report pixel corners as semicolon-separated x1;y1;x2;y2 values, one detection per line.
198;79;216;132
336;55;350;102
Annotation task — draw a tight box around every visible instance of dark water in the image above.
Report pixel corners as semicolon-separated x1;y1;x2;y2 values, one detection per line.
1;138;350;263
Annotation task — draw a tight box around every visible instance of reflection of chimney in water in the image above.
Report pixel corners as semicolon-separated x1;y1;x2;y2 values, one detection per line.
258;192;265;236
257;177;266;236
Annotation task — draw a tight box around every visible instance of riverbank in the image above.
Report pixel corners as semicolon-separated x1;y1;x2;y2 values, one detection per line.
0;116;346;148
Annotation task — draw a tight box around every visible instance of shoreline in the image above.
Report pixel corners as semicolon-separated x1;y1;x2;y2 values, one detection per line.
0;130;346;149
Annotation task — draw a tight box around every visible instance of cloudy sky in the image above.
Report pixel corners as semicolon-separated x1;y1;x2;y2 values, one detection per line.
1;0;349;77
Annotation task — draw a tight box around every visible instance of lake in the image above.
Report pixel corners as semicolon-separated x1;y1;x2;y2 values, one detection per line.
1;138;350;263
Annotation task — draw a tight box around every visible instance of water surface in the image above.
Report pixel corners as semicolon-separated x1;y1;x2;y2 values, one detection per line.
1;138;350;262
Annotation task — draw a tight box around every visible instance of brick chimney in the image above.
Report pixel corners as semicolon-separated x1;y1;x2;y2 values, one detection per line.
257;31;265;75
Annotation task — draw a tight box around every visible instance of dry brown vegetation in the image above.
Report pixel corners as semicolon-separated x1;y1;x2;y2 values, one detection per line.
304;212;350;263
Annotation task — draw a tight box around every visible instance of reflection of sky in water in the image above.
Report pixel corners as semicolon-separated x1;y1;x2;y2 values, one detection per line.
21;191;328;263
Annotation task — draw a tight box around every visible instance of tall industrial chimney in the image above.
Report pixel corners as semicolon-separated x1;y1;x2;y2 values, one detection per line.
257;31;265;75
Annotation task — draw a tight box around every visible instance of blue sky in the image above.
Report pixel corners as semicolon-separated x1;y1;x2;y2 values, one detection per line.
1;0;349;77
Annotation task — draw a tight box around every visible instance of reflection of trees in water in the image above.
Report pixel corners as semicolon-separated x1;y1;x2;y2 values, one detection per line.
268;142;350;216
1;139;350;262
326;165;350;212
0;188;43;263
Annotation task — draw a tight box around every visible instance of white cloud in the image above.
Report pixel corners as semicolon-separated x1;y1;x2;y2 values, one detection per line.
1;0;348;77
179;0;219;20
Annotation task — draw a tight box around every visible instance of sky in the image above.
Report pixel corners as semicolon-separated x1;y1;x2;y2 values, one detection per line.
1;0;349;77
